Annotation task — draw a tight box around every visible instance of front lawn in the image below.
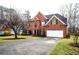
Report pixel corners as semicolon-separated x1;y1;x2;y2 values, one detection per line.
0;35;39;43
50;38;79;55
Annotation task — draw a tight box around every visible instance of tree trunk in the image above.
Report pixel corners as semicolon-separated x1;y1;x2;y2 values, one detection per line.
15;32;17;39
75;36;78;46
73;35;78;46
14;30;18;39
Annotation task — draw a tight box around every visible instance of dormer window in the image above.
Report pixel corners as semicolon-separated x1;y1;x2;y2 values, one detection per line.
51;19;58;25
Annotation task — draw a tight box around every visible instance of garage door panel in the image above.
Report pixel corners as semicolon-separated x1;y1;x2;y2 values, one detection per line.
47;30;63;37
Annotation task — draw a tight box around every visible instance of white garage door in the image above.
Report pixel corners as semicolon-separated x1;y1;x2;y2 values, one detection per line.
47;30;63;37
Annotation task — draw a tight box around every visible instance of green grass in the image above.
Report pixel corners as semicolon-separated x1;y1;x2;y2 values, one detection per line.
0;35;39;43
50;38;79;55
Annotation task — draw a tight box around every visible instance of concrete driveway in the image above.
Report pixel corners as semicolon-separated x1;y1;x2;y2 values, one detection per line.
0;38;60;55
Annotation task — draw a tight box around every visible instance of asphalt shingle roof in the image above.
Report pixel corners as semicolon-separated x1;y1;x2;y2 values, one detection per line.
0;19;8;24
45;14;67;25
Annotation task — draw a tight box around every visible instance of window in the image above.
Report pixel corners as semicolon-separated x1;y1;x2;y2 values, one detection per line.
34;22;37;27
40;30;43;35
51;19;58;25
28;23;30;26
61;25;65;28
41;22;45;26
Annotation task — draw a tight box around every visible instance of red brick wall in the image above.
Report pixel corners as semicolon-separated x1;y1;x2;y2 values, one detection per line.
33;13;67;37
33;13;45;30
43;17;67;37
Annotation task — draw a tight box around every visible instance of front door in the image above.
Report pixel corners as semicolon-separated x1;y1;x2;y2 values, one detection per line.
34;30;37;35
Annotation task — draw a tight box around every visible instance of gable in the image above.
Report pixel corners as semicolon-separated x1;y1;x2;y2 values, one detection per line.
47;17;60;25
55;14;67;24
33;12;47;21
45;15;67;26
45;14;67;25
51;18;58;25
33;12;67;26
54;16;66;25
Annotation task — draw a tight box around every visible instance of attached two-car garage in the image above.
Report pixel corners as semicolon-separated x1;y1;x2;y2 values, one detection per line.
46;30;63;37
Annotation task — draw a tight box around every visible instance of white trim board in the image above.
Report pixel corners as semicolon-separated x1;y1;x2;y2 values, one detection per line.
45;15;66;26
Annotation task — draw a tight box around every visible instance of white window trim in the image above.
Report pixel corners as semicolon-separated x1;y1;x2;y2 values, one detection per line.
41;22;45;26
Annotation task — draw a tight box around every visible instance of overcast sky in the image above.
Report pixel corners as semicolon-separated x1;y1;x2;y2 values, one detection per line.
0;0;79;17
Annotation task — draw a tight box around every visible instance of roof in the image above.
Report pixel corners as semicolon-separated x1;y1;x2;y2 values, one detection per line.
0;19;9;30
0;19;8;25
45;14;67;25
45;14;54;19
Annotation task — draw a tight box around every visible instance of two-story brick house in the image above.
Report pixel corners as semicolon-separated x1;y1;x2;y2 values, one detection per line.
32;12;67;37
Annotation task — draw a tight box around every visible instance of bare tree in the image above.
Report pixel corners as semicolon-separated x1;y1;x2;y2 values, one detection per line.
23;10;31;21
8;9;23;39
0;6;23;38
60;4;73;28
60;3;79;46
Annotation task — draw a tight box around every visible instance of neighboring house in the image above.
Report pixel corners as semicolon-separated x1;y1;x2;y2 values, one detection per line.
32;12;68;37
23;21;34;35
0;6;17;35
0;19;11;35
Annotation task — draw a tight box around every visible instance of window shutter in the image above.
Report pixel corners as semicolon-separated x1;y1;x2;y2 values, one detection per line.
51;20;52;24
56;20;58;24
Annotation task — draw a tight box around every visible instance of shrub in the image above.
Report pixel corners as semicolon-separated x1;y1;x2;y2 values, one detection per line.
4;31;11;36
65;34;70;38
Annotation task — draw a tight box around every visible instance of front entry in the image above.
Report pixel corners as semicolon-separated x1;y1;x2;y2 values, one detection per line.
34;30;37;35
